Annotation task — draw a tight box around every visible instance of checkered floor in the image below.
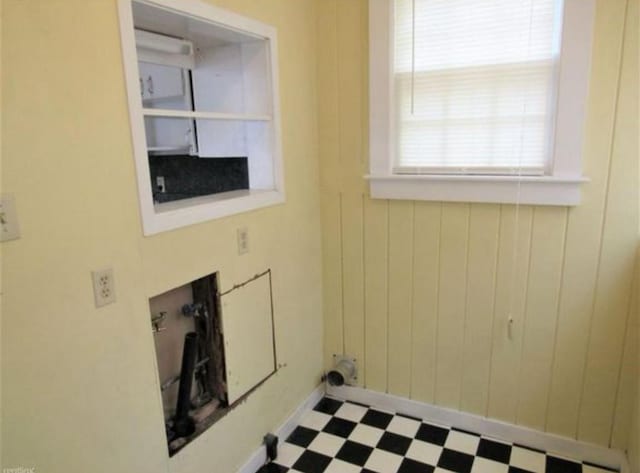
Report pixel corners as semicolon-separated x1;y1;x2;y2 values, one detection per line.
257;397;617;473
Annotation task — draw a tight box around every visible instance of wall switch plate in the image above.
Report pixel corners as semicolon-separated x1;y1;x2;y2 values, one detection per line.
92;268;116;307
0;193;21;242
237;227;249;255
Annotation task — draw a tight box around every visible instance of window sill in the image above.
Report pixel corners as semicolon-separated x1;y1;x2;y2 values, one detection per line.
366;174;588;206
142;188;285;235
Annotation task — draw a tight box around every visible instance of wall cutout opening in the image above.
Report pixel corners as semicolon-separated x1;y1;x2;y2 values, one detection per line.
149;270;277;455
118;0;285;235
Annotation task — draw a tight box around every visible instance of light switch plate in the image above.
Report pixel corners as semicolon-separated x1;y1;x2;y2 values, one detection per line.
0;194;21;242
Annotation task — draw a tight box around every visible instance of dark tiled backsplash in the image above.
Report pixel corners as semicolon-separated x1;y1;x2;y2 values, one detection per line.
148;155;249;203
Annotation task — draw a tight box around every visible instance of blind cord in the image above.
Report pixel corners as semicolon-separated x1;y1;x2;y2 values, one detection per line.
506;0;536;337
410;0;416;115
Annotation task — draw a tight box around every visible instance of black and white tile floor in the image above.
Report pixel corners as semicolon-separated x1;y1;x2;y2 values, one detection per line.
258;397;617;473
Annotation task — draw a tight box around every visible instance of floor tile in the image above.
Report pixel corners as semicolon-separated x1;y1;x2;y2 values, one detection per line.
287;426;319;448
263;397;619;473
348;423;385;447
299;410;332;432
444;430;480;456
545;455;582;473
322;417;357;438
361;409;394;430
476;438;511;464
334;440;374;466
306;432;344;457
256;463;289;473
291;450;332;473
323;458;361;473
387;415;422;438
508;467;535;473
509;446;546;473
415;423;450;446
376;431;413;456
364;448;404;472
313;398;343;416
334;402;368;423
438;448;475;473
405;439;443;465
276;442;306;468
397;457;436;473
471;457;510;473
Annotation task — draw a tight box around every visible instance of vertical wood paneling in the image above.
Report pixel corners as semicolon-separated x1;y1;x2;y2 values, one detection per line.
411;202;442;403
364;198;389;392
460;204;500;416
336;0;366;190
610;264;638;449
316;0;341;370
318;0;638;447
341;193;366;386
578;0;638;444
321;192;343;368
435;203;470;408
488;206;534;423
545;0;629;437
316;0;340;193
387;201;414;396
516;207;567;430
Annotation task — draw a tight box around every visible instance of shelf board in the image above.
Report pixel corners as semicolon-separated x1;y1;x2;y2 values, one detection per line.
142;108;271;121
147;145;191;154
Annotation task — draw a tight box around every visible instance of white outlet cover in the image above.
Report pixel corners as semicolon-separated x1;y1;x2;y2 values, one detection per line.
0;193;21;242
91;268;116;307
237;227;249;255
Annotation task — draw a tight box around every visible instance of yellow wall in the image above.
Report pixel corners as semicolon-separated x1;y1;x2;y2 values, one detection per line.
318;0;639;449
1;1;322;472
2;0;639;470
627;249;639;472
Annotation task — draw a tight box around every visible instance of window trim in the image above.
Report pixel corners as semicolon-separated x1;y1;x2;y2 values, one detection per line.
367;0;595;206
118;0;285;235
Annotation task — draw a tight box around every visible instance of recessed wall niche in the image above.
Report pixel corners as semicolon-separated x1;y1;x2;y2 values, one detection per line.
149;270;277;455
117;0;285;235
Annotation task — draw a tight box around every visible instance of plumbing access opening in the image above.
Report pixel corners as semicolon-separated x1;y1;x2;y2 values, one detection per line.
149;269;278;456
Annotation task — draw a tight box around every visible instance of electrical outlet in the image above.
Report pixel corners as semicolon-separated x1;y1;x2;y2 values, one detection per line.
92;268;116;307
156;176;166;193
237;227;249;255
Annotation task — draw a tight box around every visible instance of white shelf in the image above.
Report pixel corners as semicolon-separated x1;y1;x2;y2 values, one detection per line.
147;145;191;152
142;108;272;121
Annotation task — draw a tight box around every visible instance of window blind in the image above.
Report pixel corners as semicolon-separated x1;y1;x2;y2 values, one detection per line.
393;0;563;174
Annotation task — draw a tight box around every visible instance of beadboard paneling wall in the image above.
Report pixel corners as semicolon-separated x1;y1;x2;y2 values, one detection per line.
317;0;638;449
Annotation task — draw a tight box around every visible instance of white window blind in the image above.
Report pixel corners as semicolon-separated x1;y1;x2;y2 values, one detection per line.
393;0;563;175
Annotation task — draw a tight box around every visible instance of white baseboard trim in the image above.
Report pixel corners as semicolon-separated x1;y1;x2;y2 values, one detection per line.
237;384;325;473
327;384;628;472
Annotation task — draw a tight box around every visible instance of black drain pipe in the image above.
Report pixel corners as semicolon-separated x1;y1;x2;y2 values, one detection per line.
174;331;198;437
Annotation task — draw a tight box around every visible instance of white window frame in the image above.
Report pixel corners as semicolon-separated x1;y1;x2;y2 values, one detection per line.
118;0;284;235
368;0;595;206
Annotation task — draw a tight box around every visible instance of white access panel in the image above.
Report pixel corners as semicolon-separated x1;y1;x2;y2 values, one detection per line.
221;272;275;404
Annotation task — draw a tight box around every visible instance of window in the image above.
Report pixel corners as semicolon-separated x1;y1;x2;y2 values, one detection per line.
118;0;284;235
368;0;595;205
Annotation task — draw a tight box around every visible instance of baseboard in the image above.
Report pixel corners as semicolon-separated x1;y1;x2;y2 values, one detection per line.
327;384;628;472
236;384;325;473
